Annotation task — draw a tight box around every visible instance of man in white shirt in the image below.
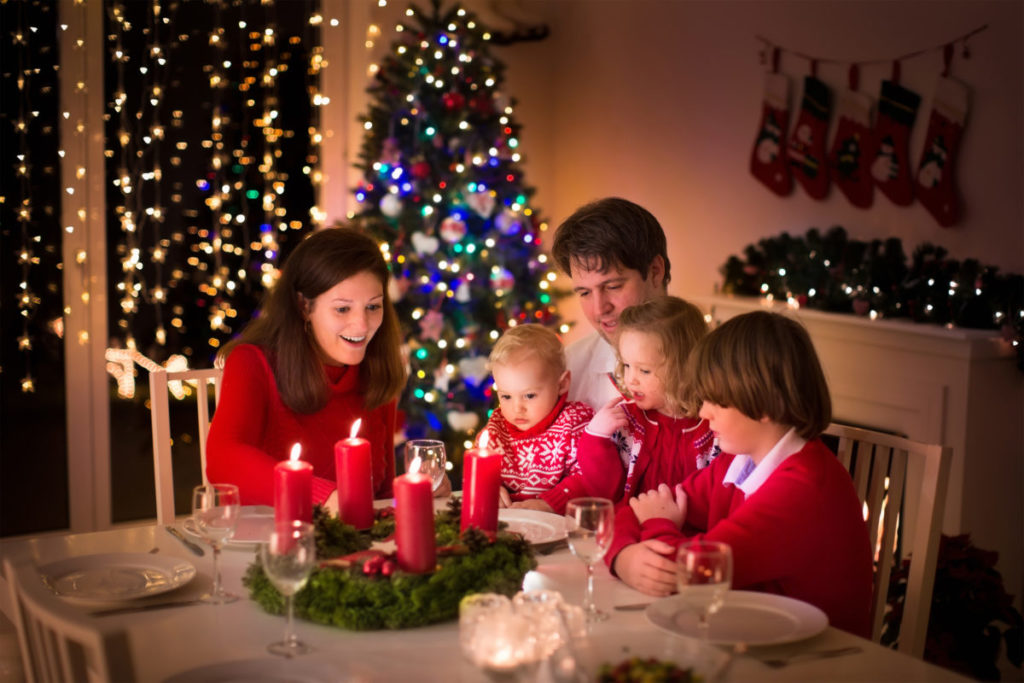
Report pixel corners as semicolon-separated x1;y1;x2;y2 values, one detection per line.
551;197;671;411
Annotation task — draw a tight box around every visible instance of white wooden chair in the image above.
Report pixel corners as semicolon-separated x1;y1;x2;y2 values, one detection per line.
149;367;223;525
824;422;951;658
4;553;134;682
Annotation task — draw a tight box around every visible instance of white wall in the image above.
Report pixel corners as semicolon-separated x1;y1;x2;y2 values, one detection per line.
495;0;1023;341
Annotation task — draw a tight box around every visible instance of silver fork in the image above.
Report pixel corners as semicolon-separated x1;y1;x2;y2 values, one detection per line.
759;646;862;668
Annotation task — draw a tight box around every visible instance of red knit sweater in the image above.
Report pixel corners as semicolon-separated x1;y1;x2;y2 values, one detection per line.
481;394;594;514
577;402;718;504
610;439;874;637
206;344;396;506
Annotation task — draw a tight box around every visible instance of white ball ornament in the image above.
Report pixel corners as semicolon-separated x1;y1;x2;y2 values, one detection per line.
380;193;403;218
439;216;468;243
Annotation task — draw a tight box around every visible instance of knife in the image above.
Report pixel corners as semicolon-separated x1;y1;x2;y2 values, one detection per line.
164;525;205;557
90;598;205;617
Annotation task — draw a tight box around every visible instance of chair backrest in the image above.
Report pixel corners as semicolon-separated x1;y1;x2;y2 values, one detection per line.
4;553;134;683
149;367;223;525
824;422;951;658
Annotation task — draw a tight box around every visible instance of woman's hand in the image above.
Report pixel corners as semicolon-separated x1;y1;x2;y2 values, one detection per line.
588;396;629;438
612;540;678;596
510;498;554;513
628;483;686;526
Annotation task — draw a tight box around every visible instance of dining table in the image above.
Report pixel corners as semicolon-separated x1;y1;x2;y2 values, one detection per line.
0;501;971;683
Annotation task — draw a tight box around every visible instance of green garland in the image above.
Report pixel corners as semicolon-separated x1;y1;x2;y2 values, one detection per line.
244;499;537;630
719;226;1024;371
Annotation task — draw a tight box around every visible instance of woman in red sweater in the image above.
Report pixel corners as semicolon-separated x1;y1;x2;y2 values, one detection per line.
618;311;873;637
206;226;406;507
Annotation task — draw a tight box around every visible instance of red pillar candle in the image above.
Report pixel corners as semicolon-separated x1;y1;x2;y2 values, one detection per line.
394;458;436;573
274;444;312;525
335;419;375;529
461;432;501;534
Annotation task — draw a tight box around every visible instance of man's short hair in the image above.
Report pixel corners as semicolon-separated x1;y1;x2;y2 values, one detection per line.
551;197;671;286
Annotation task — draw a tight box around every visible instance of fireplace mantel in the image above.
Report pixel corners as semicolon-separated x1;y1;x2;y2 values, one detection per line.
692;295;1024;603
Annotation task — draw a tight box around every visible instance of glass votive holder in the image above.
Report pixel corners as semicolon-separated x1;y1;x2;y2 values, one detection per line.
459;593;513;662
513;590;568;658
468;612;539;675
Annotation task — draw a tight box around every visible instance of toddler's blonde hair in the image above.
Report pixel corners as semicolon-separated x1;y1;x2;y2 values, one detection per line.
614;296;708;417
488;324;566;376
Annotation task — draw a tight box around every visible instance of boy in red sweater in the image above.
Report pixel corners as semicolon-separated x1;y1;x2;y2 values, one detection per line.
616;311;873;637
480;324;594;515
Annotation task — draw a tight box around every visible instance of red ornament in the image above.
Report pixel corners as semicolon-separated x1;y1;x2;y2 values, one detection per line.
411;160;431;179
442;92;466;111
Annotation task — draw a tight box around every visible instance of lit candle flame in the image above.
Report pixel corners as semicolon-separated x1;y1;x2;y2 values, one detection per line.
350;418;363;439
478;430;490;450
290;443;302;462
408;456;422;475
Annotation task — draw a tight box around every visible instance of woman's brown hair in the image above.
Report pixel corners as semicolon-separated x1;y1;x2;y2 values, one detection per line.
689;311;831;440
614;296;708;417
220;226;406;414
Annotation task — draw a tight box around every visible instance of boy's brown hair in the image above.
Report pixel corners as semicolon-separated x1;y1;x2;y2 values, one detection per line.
488;324;566;376
689;311;832;440
614;296;708;417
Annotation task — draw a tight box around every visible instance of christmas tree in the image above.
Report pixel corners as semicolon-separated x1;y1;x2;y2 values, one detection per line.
350;2;565;467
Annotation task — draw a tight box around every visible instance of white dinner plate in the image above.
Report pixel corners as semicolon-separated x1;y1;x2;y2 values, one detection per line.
183;505;274;549
645;590;829;645
498;509;566;545
164;657;342;683
40;553;196;604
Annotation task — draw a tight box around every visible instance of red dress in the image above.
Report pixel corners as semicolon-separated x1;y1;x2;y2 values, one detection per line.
206;344;397;506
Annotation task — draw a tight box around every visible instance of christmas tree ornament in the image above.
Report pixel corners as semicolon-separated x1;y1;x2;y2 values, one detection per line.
446;409;480;432
439;215;468;243
916;71;969;227
410;159;431;179
828;67;874;209
454;281;471;303
466;190;496;218
419;310;445;341
442;91;466;111
410;231;440;255
494;209;522;236
869;71;921;206
457;356;489;386
380;193;403;218
750;56;793;196
380;137;401;165
787;71;832;199
489;266;515;291
388;276;411;303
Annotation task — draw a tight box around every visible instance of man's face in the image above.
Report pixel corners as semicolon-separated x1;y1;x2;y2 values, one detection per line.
569;256;665;343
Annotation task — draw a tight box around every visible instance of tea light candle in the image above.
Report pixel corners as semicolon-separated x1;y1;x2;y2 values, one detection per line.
461;431;500;534
273;444;312;524
394;457;436;573
335;419;374;529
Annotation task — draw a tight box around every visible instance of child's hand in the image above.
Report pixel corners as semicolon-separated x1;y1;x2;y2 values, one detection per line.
498;486;513;508
588;396;629;437
510;498;553;513
612;540;677;596
629;483;686;527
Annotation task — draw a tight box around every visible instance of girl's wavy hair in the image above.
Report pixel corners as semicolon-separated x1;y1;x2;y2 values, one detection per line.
220;226;405;414
688;311;831;440
614;296;708;417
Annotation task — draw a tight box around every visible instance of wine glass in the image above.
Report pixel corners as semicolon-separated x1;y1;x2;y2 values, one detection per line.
191;483;241;604
404;439;447;491
565;497;614;622
676;540;732;641
260;521;317;657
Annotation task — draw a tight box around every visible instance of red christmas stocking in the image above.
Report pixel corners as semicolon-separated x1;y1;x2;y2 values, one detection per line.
916;76;969;227
750;71;792;196
787;76;831;199
828;88;874;208
869;79;921;206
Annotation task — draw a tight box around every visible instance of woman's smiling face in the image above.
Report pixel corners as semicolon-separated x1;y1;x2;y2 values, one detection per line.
304;270;384;366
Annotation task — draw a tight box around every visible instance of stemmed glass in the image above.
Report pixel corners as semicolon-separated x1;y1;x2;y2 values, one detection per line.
260;521;316;657
565;497;614;622
191;483;241;604
676;540;732;641
404;439;447;492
